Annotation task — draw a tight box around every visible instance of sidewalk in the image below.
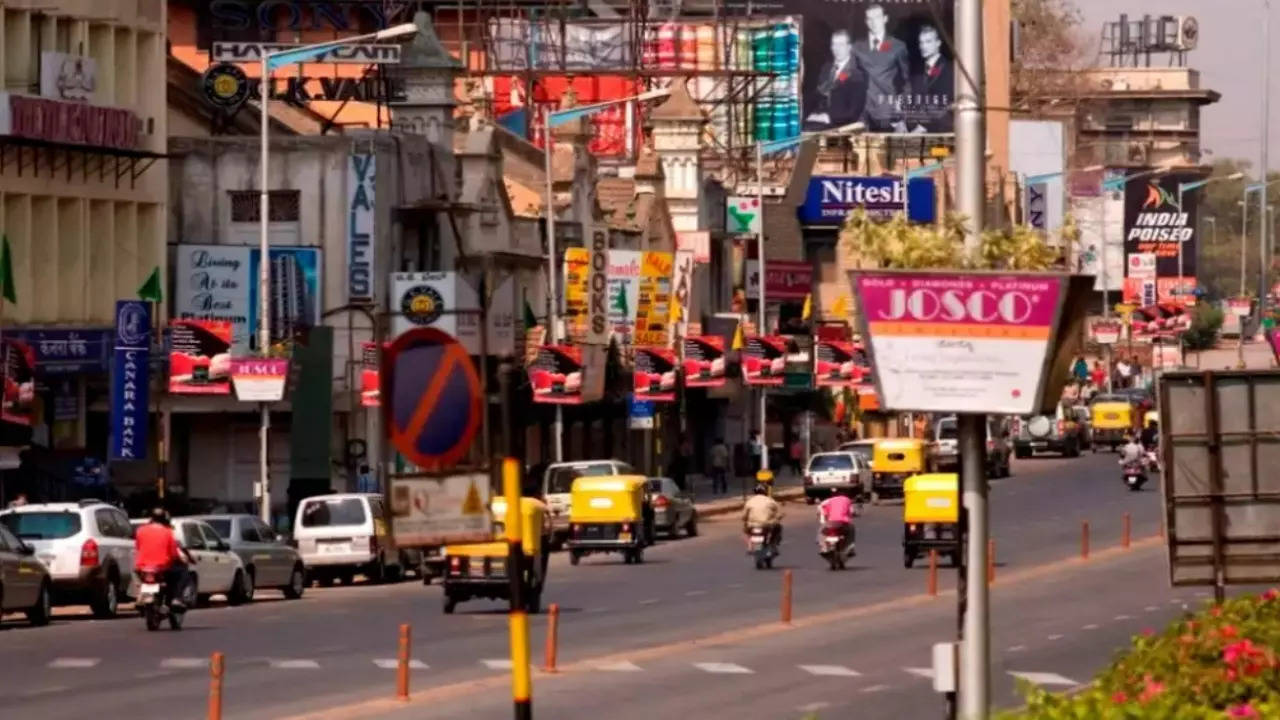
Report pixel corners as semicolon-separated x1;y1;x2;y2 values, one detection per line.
685;470;804;517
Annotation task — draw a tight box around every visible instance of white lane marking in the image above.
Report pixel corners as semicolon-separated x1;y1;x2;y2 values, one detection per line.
904;667;935;679
1170;599;1183;605
727;583;743;589
1082;624;1100;630
1194;591;1210;598
1114;615;1133;621
134;670;178;680
160;658;208;669
797;702;831;712
639;599;660;605
693;662;754;674
270;659;320;669
1145;606;1160;612
799;665;861;677
1009;671;1079;687
373;659;428;670
685;590;708;597
48;658;99;669
861;684;892;694
21;685;70;698
1047;634;1064;641
1007;645;1027;653
594;661;643;672
482;659;513;670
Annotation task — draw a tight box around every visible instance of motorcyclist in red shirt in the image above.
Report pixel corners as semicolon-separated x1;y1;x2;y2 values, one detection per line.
134;508;195;608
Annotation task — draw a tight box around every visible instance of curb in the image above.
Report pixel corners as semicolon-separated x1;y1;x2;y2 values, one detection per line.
693;487;805;518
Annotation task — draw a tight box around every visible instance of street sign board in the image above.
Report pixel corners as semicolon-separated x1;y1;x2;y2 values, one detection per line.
388;472;491;547
628;395;655;429
381;327;482;470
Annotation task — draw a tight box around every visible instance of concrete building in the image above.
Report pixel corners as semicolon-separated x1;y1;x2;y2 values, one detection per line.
0;0;168;503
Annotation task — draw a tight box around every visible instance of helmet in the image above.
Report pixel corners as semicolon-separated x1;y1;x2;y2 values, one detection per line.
149;507;170;525
753;484;770;495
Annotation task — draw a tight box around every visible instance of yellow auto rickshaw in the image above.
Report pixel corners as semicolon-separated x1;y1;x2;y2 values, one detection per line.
902;473;960;569
566;475;654;565
1090;394;1135;452
872;439;928;503
441;496;549;614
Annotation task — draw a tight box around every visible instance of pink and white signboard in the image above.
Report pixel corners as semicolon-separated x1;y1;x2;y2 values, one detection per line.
230;358;289;402
851;271;1066;415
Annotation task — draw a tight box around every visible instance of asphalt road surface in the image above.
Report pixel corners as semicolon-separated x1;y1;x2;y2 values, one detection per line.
0;453;1172;719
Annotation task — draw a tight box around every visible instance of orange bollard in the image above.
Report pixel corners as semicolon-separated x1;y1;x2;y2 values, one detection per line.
927;550;938;597
781;569;793;624
544;603;560;673
987;539;996;585
396;623;411;701
1082;520;1090;560
208;652;224;720
1122;513;1132;549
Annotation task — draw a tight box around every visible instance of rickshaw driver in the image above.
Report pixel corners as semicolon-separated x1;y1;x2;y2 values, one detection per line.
743;484;783;547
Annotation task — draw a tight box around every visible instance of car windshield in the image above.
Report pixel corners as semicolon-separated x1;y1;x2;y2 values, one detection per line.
840;444;875;462
300;499;367;527
546;464;617;494
937;421;958;440
646;479;666;494
0;511;82;540
205;519;232;539
809;454;854;471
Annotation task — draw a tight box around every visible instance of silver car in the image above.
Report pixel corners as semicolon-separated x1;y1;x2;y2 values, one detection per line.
192;514;306;600
645;477;698;538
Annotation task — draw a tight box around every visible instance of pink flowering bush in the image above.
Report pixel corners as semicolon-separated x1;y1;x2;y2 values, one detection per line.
998;589;1280;719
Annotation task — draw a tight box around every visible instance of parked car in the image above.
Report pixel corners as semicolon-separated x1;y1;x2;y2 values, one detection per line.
645;477;698;538
1013;405;1086;458
837;440;878;469
0;523;52;626
292;493;408;586
541;460;639;548
193;514;306;600
931;416;1013;478
804;451;873;503
1070;405;1093;446
172;518;253;605
0;500;135;618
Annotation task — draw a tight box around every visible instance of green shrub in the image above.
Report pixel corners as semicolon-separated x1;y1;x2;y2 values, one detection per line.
999;589;1280;719
1183;304;1225;351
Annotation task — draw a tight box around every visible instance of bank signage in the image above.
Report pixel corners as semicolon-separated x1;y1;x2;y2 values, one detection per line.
110;301;151;461
798;176;936;225
9;328;111;375
347;154;376;303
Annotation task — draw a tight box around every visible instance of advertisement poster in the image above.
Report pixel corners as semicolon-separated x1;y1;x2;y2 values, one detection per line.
742;335;788;386
169;319;233;395
798;176;936;225
1;337;36;426
529;344;587;404
683;335;726;388
726;196;762;235
798;0;955;134
230;358;289;402
585;225;611;346
109;301;149;460
563;247;590;343
1088;317;1124;345
746;259;814;301
670;250;696;342
172;244;321;355
852;272;1063;415
390;272;516;356
633;347;678;402
814;339;863;387
634;251;674;347
676;231;711;264
360;341;380;407
1124;173;1198;302
608;250;642;346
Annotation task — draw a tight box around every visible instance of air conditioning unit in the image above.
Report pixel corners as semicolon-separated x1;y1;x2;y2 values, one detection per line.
1174;16;1199;50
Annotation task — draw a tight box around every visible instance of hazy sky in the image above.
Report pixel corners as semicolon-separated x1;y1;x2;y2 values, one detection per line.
1076;1;1274;171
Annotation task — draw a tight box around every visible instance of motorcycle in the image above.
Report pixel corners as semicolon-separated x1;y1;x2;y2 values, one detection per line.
136;569;188;631
818;523;855;570
1122;460;1147;492
747;525;778;570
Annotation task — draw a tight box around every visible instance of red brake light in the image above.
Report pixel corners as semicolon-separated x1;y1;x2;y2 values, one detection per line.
621;523;631;533
368;536;377;554
1057;420;1065;436
80;538;99;567
822;527;841;536
449;556;463;573
654;496;669;507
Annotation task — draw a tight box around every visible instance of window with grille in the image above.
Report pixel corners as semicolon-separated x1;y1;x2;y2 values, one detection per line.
229;190;300;223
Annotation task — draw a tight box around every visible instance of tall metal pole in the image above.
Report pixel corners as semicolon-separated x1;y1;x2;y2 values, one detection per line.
1242;192;1250;368
543;119;564;463
1261;0;1272;316
955;0;989;715
258;55;272;524
756;140;768;472
1101;187;1114;393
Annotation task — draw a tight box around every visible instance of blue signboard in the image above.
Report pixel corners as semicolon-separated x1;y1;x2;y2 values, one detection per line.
797;176;936;226
9;328;111;374
110;301;151;462
628;395;656;430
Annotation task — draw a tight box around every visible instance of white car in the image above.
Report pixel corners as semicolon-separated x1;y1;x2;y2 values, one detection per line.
131;518;252;605
0;500;136;618
804;452;873;504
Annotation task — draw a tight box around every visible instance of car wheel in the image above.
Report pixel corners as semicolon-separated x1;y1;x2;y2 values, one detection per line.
685;513;699;537
229;569;253;606
904;550;915;569
526;588;542;614
27;582;52;627
91;573;119;618
805;495;816;505
283;565;306;600
442;594;457;615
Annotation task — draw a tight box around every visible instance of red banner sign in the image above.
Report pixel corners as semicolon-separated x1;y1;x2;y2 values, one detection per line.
1;93;141;150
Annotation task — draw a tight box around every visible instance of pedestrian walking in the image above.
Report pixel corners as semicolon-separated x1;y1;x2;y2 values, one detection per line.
709;439;729;495
789;437;804;476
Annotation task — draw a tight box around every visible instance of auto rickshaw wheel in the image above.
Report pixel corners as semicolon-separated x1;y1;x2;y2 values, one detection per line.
871;491;881;506
904;549;916;568
569;551;581;566
634;547;645;564
526;587;542;614
755;557;765;570
442;593;457;614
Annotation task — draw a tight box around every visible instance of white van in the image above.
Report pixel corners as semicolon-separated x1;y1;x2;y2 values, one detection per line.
292;493;404;586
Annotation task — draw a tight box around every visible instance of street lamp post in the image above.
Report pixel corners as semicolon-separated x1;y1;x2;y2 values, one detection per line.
541;89;672;463
256;23;418;523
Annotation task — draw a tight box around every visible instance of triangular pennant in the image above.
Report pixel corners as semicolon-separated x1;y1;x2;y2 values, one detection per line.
137;266;163;303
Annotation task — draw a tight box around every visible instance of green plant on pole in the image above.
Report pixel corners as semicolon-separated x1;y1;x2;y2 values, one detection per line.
839;209;1068;271
1182;304;1226;352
